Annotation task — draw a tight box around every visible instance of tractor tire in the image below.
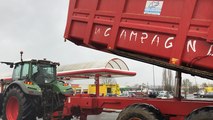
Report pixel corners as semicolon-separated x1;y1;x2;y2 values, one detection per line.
116;103;164;120
0;93;3;117
186;106;213;120
2;86;36;120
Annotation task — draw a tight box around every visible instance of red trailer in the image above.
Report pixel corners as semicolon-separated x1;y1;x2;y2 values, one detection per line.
64;0;213;79
55;66;212;120
62;0;213;120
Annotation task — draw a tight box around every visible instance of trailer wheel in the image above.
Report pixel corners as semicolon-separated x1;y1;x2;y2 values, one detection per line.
186;106;213;120
116;103;164;120
2;86;36;120
62;116;73;120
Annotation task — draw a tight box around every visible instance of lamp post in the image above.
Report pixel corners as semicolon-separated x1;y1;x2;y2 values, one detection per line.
153;65;156;91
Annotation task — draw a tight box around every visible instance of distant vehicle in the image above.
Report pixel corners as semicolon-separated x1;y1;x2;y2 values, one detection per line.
157;91;173;99
193;92;199;96
157;93;173;99
195;90;205;98
158;91;168;95
119;93;128;97
148;91;158;98
106;93;117;97
200;92;213;98
129;92;136;97
120;91;146;97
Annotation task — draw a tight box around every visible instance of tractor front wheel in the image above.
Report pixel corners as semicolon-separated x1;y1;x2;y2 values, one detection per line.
2;86;36;120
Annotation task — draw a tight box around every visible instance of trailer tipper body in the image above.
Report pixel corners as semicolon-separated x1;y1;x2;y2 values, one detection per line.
64;0;213;79
62;0;213;120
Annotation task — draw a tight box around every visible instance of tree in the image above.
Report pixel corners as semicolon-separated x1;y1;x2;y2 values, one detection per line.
101;77;117;84
201;82;208;88
182;79;192;98
189;85;199;93
162;69;173;92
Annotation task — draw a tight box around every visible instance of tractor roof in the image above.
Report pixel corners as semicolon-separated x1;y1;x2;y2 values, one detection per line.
15;59;59;66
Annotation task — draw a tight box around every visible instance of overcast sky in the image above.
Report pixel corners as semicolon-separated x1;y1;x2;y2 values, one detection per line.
0;0;210;86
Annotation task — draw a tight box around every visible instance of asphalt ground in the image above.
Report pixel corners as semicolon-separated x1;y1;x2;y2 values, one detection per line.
0;112;119;120
73;112;119;120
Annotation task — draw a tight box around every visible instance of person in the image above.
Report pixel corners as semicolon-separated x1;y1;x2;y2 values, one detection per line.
31;67;46;83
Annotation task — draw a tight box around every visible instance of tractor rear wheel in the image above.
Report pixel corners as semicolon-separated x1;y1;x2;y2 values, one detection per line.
186;106;213;120
116;104;164;120
2;86;36;120
0;93;3;117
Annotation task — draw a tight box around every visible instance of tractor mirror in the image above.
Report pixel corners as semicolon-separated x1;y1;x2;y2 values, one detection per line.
1;62;14;68
10;64;13;68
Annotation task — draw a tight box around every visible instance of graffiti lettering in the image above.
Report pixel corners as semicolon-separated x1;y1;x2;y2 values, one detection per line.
104;28;111;37
94;27;213;58
187;40;197;53
141;32;148;43
207;45;213;56
151;35;160;46
95;27;101;35
130;31;137;41
165;37;174;49
120;30;127;40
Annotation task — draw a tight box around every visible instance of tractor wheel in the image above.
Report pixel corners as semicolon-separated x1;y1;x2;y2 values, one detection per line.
0;93;3;117
116;103;164;120
186;106;213;120
2;86;36;120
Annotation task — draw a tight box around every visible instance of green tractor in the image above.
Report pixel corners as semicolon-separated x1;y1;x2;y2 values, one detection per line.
0;52;73;120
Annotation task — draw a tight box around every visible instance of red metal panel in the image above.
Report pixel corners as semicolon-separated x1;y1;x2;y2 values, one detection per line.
169;0;197;65
64;96;213;120
101;98;211;116
0;77;12;82
64;0;213;73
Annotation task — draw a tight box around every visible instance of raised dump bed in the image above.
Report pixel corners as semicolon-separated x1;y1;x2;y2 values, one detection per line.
64;0;213;79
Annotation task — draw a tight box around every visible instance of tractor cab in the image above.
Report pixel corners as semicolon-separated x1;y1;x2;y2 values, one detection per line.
12;59;59;85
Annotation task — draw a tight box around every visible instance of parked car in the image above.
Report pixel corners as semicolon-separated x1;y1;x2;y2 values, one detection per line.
157;93;173;99
106;93;117;97
195;90;205;98
158;91;168;95
200;92;213;98
148;91;158;98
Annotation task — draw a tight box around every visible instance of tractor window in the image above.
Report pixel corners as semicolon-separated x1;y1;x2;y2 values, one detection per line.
21;63;29;79
32;64;56;84
32;64;38;75
12;64;21;80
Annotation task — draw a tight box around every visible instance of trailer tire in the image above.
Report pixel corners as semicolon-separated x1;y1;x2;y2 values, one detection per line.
2;86;36;120
186;106;213;120
116;103;164;120
62;116;73;120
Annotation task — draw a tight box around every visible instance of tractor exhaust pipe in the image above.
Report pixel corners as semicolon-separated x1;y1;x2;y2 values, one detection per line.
20;51;23;62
